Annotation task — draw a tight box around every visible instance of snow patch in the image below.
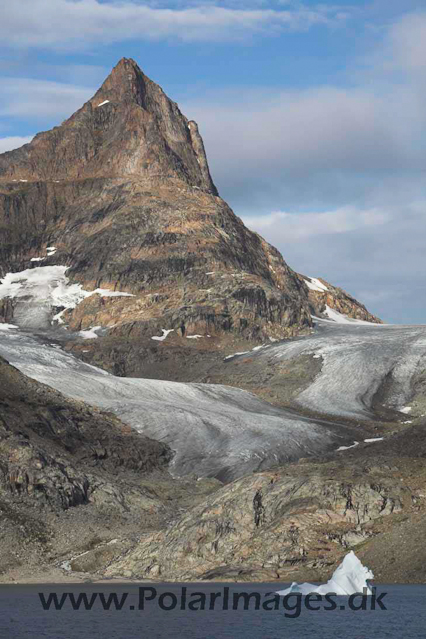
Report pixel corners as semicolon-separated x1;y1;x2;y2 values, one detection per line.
324;306;378;326
400;406;412;414
0;265;135;329
186;335;203;340
151;329;174;342
364;437;384;443
79;327;101;340
304;276;328;292
96;100;110;107
224;351;250;360
94;289;134;298
336;441;359;451
0;323;18;331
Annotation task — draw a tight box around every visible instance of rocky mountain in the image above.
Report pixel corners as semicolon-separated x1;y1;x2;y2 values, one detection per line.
4;58;415;586
0;58;379;367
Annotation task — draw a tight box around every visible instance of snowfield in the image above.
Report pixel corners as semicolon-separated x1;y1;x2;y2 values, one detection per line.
0;265;134;329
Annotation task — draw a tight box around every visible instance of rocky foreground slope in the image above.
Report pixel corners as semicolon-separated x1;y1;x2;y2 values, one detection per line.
0;353;223;580
105;420;426;584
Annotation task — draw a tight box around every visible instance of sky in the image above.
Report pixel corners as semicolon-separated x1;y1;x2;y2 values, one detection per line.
1;0;426;323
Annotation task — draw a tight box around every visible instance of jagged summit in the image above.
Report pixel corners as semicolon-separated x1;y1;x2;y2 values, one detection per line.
0;59;380;363
0;58;217;193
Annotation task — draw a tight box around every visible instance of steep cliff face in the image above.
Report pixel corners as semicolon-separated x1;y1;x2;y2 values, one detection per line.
0;58;379;350
0;58;217;193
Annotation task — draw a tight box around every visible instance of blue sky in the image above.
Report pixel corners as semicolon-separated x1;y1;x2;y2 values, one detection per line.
1;0;426;323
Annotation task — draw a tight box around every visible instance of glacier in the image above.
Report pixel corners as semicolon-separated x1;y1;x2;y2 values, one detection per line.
1;265;426;481
247;319;426;418
0;327;352;482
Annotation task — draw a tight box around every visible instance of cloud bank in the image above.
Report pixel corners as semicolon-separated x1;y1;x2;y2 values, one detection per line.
0;0;346;49
0;136;34;153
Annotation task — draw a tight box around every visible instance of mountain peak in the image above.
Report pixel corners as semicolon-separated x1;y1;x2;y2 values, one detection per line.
0;59;218;194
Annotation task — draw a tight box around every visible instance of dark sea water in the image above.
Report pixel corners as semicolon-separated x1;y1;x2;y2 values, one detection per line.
0;583;425;639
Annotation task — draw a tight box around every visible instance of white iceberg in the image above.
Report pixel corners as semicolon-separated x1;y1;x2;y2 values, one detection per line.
276;551;374;597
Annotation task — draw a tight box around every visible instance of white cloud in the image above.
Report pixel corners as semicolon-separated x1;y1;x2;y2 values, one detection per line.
386;11;426;74
0;0;347;49
0;136;34;153
180;11;426;213
0;78;93;120
243;206;390;241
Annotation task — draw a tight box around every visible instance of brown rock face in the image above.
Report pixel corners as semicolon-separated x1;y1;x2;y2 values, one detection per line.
0;58;379;348
0;58;217;193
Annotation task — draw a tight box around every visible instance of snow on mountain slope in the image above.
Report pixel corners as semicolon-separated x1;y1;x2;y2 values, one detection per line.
0;265;133;329
322;305;379;325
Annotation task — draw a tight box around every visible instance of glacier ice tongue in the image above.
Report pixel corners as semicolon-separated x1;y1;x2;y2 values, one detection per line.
276;551;374;596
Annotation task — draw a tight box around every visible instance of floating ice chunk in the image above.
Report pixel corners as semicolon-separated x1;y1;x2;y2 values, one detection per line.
276;551;374;597
151;329;174;342
336;441;359;451
96;100;110;107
